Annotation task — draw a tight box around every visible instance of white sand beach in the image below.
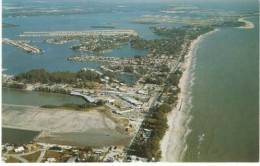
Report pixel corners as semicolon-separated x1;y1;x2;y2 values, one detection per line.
160;30;218;162
237;17;255;29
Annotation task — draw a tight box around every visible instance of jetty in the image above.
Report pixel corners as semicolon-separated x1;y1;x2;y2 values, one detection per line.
3;38;41;54
19;29;138;37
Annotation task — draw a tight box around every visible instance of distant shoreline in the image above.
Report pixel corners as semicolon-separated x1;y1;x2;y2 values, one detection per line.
160;29;219;162
237;17;255;29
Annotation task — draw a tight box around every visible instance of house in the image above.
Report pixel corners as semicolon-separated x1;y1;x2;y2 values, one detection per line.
5;145;14;151
14;146;25;153
46;158;56;162
143;128;152;141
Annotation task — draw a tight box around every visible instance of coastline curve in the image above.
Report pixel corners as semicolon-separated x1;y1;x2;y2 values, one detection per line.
160;29;219;162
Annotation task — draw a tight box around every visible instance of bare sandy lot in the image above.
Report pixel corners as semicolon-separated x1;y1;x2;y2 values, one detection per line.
2;104;131;147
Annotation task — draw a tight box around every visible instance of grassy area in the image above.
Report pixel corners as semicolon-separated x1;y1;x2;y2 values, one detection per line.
5;156;22;163
43;150;74;162
22;151;41;162
44;150;62;161
40;103;104;111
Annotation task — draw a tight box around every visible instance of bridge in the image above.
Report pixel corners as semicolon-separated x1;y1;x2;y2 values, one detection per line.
70;91;96;103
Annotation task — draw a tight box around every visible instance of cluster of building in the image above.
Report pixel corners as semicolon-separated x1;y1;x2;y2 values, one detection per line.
2;27;190;162
68;53;179;81
2;67;160;130
2;142;127;163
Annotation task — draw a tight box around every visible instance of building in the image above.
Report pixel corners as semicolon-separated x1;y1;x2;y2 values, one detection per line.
14;146;25;153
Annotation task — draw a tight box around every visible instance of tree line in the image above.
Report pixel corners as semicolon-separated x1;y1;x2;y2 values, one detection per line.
14;69;101;84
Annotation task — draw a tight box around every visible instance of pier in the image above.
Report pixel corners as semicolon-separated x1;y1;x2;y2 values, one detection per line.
3;38;41;54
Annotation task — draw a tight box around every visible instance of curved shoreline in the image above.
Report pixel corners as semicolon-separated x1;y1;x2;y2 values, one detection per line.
237;17;255;29
160;29;219;162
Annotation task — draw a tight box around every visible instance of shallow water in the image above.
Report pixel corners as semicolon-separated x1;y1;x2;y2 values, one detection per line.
37;129;131;148
2;88;86;106
2;128;39;145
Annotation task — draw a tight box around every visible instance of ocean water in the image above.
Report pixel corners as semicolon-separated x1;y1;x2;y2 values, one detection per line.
183;16;259;162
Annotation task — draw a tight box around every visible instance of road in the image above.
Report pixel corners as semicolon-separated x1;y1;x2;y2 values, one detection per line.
4;148;46;163
123;91;160;157
124;41;189;159
36;148;47;162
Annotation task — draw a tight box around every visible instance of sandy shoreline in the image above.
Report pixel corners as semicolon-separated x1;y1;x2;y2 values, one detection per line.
160;29;218;162
237;17;255;29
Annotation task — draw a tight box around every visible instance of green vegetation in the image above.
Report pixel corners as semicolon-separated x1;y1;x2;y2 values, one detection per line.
44;150;63;162
127;70;182;160
167;70;182;86
127;103;172;161
5;156;22;163
214;20;245;28
152;26;214;40
69;35;134;55
130;26;214;57
123;66;134;73
159;64;170;73
135;66;148;75
143;75;164;85
165;87;180;105
14;69;101;85
90;25;116;29
2;82;26;89
35;86;69;94
22;151;41;162
126;25;215;160
41;102;104;111
76;147;100;162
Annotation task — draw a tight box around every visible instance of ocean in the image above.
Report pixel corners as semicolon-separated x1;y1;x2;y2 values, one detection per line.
183;16;259;162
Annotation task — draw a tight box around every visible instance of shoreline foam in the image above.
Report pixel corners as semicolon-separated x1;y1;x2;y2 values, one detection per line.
160;29;218;162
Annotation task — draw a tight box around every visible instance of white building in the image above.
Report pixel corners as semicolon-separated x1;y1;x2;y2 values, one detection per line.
14;146;24;153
